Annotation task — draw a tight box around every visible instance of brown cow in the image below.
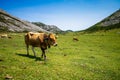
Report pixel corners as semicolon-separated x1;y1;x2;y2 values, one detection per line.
24;32;57;60
73;37;79;41
0;34;8;38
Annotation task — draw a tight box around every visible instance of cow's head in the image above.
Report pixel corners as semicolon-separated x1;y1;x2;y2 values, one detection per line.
48;33;57;46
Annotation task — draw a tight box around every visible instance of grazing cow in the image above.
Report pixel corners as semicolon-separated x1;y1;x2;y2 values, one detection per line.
24;32;57;60
0;34;8;38
73;37;79;41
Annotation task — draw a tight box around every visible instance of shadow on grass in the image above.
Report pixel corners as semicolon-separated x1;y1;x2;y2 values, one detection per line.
16;53;43;61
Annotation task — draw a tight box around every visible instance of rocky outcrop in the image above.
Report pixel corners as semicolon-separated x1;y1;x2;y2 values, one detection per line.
99;9;120;27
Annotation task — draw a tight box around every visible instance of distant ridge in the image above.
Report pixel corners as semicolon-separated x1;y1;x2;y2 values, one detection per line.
32;22;63;33
86;9;120;32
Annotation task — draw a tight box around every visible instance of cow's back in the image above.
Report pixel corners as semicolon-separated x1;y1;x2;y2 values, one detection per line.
25;32;42;47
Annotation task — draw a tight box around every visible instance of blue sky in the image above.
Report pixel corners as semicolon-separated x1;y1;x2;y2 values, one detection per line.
0;0;120;31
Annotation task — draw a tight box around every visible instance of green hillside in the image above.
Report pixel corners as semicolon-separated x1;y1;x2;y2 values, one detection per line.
85;9;120;32
86;22;120;32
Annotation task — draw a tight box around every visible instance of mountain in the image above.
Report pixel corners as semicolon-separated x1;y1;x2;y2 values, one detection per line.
86;9;120;32
0;9;61;33
0;9;49;32
32;22;63;33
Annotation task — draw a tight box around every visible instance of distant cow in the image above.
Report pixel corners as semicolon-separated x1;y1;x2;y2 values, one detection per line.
0;34;8;38
73;37;79;41
24;32;57;60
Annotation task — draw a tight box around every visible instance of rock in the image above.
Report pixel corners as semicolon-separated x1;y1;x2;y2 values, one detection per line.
5;74;13;79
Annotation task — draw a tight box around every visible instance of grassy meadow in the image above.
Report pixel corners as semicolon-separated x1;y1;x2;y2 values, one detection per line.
0;29;120;80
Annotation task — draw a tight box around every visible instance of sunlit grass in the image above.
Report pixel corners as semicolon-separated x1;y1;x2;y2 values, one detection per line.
0;29;120;80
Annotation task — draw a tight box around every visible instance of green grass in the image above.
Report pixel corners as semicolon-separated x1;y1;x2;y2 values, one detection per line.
0;29;120;80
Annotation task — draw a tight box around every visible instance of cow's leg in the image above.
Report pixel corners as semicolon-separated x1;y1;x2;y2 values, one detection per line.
26;44;29;56
32;46;36;57
43;50;46;60
41;48;46;60
41;52;44;58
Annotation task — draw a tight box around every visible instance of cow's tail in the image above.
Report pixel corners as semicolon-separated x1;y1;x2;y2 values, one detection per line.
24;33;29;45
24;33;30;55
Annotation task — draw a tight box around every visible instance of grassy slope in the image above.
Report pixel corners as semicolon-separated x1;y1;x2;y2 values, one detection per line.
0;29;120;80
85;23;120;32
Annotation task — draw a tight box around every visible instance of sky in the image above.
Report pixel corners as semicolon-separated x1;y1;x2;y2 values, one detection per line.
0;0;120;31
